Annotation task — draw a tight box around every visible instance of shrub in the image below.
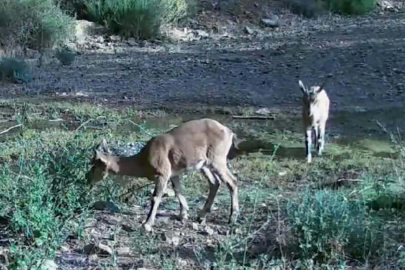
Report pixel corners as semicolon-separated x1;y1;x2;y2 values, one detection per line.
0;57;31;83
84;0;162;39
0;0;73;52
55;45;76;65
0;131;94;267
286;189;383;264
68;0;196;39
286;0;375;17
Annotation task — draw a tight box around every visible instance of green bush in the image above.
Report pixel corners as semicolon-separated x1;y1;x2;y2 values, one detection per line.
286;0;375;17
0;0;74;51
0;57;31;83
0;132;93;267
286;189;383;264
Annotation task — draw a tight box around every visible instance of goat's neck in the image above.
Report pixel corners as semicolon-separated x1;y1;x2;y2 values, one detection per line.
112;153;147;178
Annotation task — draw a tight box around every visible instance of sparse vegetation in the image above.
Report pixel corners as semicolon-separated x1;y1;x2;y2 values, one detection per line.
0;100;404;268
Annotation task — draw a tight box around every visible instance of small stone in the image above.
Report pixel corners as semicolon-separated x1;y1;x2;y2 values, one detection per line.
60;244;70;252
244;26;254;35
255;108;271;115
278;171;287;176
127;38;138;46
196;30;209;38
40;260;58;270
204;226;214;236
177;258;187;267
192;222;199;230
91;201;120;213
110;35;121;42
166;188;176;197
97;243;113;255
171;236;180;246
117;247;131;256
261;16;280;28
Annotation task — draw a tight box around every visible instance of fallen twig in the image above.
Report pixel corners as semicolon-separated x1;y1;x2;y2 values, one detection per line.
337;178;363;182
232;115;275;120
0;124;22;135
49;118;64;122
119;183;152;199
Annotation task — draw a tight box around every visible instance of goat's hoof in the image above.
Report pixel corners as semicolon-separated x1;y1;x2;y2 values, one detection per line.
177;213;189;222
142;223;153;232
197;217;207;225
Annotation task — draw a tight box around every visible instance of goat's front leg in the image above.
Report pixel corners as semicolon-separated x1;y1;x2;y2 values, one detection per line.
171;176;189;221
305;127;312;163
143;175;168;232
318;124;326;156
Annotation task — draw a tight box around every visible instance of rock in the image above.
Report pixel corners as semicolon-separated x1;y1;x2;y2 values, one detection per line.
261;16;280;28
75;20;104;45
127;38;138;46
110;35;121;42
278;171;287;176
255;108;271;115
204;226;214;236
244;26;254;35
40;260;58;270
192;222;199;230
60;244;70;252
98;243;113;255
196;30;209;38
117;247;131;256
83;243;113;256
91;201;120;213
161;232;181;246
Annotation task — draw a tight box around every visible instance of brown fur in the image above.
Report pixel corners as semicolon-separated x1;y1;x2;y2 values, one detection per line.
86;118;240;231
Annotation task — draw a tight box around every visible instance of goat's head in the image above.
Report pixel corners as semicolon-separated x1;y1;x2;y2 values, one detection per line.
299;80;326;103
86;139;118;185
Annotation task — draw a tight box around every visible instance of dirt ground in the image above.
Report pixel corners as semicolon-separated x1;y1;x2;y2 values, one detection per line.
1;1;405;116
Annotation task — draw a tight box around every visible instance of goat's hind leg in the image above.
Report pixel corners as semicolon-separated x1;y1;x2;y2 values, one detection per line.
171;176;189;221
212;162;239;224
198;166;220;224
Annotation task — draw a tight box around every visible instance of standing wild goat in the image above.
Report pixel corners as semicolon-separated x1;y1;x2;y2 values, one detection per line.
299;80;330;163
86;118;239;232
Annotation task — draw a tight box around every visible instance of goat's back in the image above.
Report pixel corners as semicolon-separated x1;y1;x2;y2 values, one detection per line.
141;119;233;173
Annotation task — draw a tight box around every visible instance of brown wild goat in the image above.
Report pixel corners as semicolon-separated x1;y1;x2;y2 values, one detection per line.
299;80;330;163
86;118;240;232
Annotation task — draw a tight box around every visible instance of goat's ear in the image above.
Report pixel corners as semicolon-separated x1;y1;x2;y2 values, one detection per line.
96;138;110;153
95;150;109;164
299;80;307;94
316;81;327;93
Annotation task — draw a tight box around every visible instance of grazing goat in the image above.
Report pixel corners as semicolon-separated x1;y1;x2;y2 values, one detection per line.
86;118;239;232
299;80;330;163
